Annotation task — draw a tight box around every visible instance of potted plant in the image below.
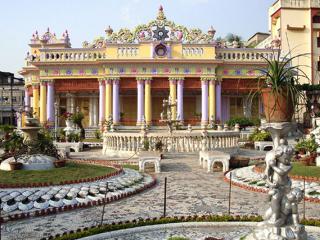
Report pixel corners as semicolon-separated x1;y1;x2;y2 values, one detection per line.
258;52;308;122
71;112;85;139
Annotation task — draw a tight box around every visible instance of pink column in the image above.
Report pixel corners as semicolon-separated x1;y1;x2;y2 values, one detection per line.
137;80;144;124
216;81;222;122
113;79;120;124
46;81;55;123
201;80;209;126
99;80;106;125
24;87;30;112
177;79;184;122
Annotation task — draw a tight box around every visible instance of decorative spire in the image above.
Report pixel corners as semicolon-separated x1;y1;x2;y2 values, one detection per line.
208;26;216;37
105;25;113;35
47;27;50;33
157;5;166;21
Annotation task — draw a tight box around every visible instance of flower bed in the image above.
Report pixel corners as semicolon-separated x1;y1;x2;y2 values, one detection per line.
0;175;157;223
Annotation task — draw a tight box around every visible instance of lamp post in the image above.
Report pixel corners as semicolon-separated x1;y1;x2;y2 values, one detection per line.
54;101;59;141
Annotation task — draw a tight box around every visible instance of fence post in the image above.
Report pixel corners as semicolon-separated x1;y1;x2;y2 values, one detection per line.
100;182;109;226
163;177;167;218
228;172;232;215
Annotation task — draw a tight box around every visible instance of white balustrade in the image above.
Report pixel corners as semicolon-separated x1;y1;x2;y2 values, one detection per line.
215;48;278;62
39;49;106;62
102;130;240;154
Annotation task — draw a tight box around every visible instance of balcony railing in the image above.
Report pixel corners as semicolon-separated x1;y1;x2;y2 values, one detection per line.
39;48;107;62
216;48;278;62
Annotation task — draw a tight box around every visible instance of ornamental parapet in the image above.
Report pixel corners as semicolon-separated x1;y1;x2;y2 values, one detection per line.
215;48;278;62
38;48;107;62
102;130;240;154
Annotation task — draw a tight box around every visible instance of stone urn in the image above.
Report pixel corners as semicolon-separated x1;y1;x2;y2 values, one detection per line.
65;119;73;128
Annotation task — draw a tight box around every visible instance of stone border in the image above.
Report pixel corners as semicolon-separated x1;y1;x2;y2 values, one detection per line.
254;165;320;182
223;173;320;204
0;175;157;223
0;160;124;189
78;222;320;240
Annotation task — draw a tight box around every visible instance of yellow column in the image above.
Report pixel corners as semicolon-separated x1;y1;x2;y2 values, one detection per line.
209;79;216;121
144;78;152;125
105;79;112;119
39;81;47;124
32;84;40;119
169;78;177;120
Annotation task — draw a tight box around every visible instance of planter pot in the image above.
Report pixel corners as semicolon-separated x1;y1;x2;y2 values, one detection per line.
9;162;23;171
54;160;66;168
262;88;294;122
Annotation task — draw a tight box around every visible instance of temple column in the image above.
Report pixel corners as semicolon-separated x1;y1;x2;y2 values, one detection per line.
144;78;152;125
215;80;222;122
24;87;30;112
169;78;177;120
98;79;106;125
46;80;55;124
32;84;40;119
177;78;184;122
137;79;144;125
39;81;47;124
201;78;209;127
89;97;94;127
112;78;120;125
105;79;112;120
209;78;216;121
93;97;99;126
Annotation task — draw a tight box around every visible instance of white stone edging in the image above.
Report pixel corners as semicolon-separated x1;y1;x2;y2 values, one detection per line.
78;221;320;240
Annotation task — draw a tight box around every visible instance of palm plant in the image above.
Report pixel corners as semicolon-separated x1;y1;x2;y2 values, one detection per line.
255;51;309;122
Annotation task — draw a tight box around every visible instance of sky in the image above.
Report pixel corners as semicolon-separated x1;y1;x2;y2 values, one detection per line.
0;0;275;76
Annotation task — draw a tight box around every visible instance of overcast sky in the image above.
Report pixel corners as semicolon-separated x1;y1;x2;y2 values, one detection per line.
0;0;275;76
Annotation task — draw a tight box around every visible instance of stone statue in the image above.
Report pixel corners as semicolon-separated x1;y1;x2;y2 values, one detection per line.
249;139;307;240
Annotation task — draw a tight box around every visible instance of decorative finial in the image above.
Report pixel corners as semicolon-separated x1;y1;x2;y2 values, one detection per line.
208;26;216;37
157;5;166;20
105;25;113;35
47;27;50;33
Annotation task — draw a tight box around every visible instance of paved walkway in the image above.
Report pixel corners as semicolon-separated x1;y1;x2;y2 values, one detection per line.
2;152;320;240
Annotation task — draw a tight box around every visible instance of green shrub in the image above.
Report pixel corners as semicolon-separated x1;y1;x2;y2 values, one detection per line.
94;130;101;139
249;129;272;142
226;117;256;129
295;138;318;153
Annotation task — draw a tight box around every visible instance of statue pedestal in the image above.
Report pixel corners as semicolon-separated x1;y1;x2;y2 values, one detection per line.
245;122;308;240
261;122;293;149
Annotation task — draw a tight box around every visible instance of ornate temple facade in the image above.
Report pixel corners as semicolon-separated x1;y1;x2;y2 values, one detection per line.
20;6;276;129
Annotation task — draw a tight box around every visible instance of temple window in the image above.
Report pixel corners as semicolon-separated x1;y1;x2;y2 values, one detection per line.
56;53;59;59
232;53;236;59
251;53;255;59
65;53;68;59
46;53;49;59
93;53;97;59
317;37;320;48
313;15;320;23
246;53;250;59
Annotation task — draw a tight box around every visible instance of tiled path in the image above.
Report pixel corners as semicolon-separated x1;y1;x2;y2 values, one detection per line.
2;152;319;240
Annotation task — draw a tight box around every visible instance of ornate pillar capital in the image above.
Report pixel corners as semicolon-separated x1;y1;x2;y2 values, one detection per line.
168;77;184;84
136;77;152;84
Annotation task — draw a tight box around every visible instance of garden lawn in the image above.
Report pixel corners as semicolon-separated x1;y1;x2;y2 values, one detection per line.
0;162;116;185
122;164;139;171
291;162;320;178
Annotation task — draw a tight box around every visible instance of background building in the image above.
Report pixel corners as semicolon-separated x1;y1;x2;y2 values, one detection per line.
0;71;24;125
20;6;276;130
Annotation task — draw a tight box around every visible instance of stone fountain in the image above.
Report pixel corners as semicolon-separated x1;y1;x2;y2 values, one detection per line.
159;96;181;134
246;122;307;240
0;117;57;171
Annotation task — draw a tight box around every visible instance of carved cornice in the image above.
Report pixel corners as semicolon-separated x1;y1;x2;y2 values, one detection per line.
105;76;120;81
200;76;217;82
168;77;184;81
136;77;152;81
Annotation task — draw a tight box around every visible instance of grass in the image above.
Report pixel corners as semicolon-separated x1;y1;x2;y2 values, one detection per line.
122;164;139;171
291;162;320;178
0;162;116;185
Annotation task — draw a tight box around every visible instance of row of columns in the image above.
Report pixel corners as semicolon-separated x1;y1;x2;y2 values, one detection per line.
98;76;222;127
27;81;55;124
24;76;223;127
